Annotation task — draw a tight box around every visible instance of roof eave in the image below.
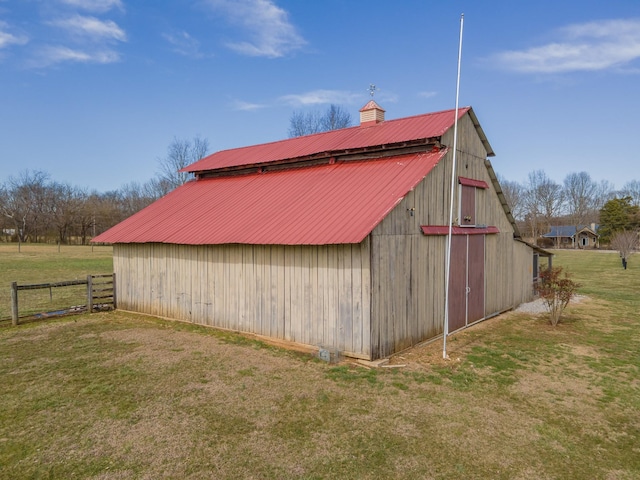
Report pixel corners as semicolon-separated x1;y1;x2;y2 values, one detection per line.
467;107;495;157
484;159;520;237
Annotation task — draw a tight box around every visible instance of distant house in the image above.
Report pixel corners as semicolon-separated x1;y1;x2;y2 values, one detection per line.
543;225;599;249
93;102;548;360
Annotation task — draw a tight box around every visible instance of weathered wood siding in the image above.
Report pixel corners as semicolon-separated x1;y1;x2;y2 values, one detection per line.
443;113;534;310
369;112;534;358
370;232;447;358
113;241;372;359
368;155;450;358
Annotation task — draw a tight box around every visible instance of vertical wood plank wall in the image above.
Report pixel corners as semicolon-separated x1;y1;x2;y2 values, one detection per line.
113;241;372;359
369;162;449;359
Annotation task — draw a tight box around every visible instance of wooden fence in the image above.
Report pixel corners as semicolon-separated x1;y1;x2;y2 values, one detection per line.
10;274;116;326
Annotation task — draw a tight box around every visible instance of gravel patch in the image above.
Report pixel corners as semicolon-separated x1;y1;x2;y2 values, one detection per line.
515;295;587;314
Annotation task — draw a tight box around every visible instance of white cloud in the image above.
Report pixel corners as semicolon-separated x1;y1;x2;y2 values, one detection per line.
58;0;124;13
163;31;203;58
279;89;362;106
0;21;29;49
50;15;126;42
491;18;640;74
418;91;437;99
232;100;267;111
29;45;119;68
204;0;306;58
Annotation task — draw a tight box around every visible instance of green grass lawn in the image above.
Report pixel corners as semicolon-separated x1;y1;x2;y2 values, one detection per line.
0;247;639;479
0;244;112;322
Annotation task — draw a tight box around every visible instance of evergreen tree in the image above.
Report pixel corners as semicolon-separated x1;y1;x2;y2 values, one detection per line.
598;196;640;243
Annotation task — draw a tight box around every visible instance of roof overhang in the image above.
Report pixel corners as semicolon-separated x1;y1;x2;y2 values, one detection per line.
468;107;495;157
484;159;520;238
515;238;553;257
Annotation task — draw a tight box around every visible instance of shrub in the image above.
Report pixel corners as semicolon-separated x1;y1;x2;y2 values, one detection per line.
536;266;580;326
536;237;555;248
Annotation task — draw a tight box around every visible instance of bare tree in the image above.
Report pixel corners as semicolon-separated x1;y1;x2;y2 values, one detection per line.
75;189;97;245
563;171;600;232
610;230;639;269
91;190;127;238
0;184;15;240
289;110;323;137
157;136;209;192
46;182;81;244
288;104;352;137
144;176;174;200
117;182;158;218
1;170;50;242
523;170;564;240
621;180;640;207
497;175;526;221
321;104;353;131
594;180;615;212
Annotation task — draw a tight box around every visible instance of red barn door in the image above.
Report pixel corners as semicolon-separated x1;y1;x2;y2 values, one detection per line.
448;234;485;333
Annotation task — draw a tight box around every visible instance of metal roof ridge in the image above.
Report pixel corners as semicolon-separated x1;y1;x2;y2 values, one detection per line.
182;106;472;174
193;140;444;178
203;106;467;154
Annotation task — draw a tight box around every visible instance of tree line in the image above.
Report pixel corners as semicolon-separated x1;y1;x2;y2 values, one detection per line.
0;137;208;245
2;126;639;247
500;171;640;242
0;105;352;246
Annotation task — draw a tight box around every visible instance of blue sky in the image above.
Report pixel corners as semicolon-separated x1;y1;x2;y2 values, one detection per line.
1;0;639;192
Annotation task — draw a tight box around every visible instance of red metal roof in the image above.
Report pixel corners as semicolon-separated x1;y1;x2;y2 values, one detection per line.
183;107;470;173
94;150;446;245
359;100;385;112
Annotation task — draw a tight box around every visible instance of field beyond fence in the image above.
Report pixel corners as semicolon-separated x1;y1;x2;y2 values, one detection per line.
9;274;116;325
0;243;113;323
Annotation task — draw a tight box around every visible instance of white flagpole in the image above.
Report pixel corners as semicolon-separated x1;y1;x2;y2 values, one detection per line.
443;13;464;359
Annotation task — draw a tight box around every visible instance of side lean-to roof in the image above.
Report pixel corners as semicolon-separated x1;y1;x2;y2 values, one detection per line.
93;107;493;246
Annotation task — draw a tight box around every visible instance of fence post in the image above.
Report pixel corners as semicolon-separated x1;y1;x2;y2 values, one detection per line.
87;275;93;313
11;282;19;326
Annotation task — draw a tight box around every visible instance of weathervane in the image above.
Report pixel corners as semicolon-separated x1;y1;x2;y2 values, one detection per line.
368;84;377;97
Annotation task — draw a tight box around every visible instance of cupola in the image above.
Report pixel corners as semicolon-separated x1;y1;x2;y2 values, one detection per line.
359;100;385;126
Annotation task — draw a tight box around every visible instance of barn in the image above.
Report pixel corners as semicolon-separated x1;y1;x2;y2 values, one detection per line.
93;101;541;360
